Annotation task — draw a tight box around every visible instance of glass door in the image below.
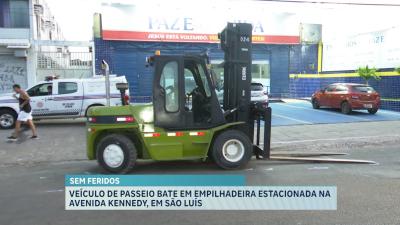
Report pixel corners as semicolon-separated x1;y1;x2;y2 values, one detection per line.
251;60;270;93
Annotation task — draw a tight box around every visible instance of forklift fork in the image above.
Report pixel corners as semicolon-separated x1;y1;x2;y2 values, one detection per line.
251;104;272;159
250;106;376;165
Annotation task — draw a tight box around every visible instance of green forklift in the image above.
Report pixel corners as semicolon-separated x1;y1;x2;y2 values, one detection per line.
86;23;272;173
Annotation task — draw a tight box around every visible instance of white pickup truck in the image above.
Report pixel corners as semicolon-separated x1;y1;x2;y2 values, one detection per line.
0;75;129;129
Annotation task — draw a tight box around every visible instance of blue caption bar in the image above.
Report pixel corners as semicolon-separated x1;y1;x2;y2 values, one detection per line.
65;175;246;186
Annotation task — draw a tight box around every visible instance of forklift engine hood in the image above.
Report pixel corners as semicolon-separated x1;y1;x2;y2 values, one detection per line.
87;104;154;124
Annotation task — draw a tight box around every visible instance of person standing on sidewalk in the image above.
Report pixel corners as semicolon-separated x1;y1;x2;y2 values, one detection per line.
7;84;38;141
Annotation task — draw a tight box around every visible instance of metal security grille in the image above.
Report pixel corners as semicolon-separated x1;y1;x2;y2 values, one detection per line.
37;52;92;70
36;51;93;81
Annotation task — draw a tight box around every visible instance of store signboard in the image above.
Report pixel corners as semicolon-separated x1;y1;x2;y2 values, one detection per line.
322;26;400;71
100;0;300;44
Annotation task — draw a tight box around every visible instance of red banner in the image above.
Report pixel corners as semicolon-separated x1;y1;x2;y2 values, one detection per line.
102;30;300;44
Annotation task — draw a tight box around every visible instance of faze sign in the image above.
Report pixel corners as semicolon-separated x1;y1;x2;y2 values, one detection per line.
149;17;194;31
148;17;265;33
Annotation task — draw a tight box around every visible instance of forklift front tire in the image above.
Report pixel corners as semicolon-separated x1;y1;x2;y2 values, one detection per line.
96;134;137;174
211;130;252;169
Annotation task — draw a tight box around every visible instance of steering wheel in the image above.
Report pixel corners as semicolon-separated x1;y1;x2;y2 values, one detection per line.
189;87;202;99
191;87;209;108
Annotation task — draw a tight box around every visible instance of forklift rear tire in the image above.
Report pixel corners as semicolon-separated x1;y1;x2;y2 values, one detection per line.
211;130;252;169
96;134;137;174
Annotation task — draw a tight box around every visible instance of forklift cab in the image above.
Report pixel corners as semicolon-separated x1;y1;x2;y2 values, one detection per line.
152;55;225;130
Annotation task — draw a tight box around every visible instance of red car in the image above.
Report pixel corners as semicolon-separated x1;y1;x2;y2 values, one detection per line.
311;83;380;114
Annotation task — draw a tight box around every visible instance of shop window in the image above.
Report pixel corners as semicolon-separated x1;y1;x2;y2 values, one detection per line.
1;0;30;28
251;61;270;80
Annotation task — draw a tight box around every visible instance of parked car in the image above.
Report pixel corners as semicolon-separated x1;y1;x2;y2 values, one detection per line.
250;82;269;107
311;83;380;114
0;75;129;129
216;82;269;107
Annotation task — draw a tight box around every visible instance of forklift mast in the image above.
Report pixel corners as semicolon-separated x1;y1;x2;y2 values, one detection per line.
219;23;253;123
219;23;272;159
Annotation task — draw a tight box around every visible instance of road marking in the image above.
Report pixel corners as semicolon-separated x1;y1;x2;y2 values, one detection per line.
308;166;330;170
272;135;400;144
274;103;372;121
264;168;274;171
375;110;400;116
45;189;64;193
272;113;313;124
245;168;254;171
39;177;47;179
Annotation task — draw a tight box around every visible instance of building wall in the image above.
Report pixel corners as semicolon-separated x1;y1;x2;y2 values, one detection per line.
31;0;64;42
0;52;27;93
289;72;400;112
94;38;296;102
0;0;87;94
288;43;400;111
0;0;30;93
289;26;400;112
269;45;290;97
95;38;400;112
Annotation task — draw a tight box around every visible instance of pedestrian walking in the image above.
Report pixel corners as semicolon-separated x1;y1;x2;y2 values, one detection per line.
7;84;38;141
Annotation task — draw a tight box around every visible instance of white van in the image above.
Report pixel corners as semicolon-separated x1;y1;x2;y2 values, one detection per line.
0;75;129;129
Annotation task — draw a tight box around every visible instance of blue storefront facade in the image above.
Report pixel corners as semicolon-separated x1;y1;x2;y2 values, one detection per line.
94;0;400;112
94;37;400;112
288;41;400;112
94;38;310;102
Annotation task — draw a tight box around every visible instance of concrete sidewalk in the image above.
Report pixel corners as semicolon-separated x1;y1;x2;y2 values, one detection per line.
271;120;400;151
0;120;399;167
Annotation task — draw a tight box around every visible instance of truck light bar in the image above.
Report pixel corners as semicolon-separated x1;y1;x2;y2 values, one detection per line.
44;75;59;81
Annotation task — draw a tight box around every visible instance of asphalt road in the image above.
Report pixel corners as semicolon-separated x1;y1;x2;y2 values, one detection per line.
0;145;399;225
1;119;399;167
1;119;400;225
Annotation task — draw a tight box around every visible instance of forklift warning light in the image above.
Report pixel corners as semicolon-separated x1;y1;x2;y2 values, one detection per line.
144;133;161;138
116;116;135;122
189;132;206;136
167;132;184;137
